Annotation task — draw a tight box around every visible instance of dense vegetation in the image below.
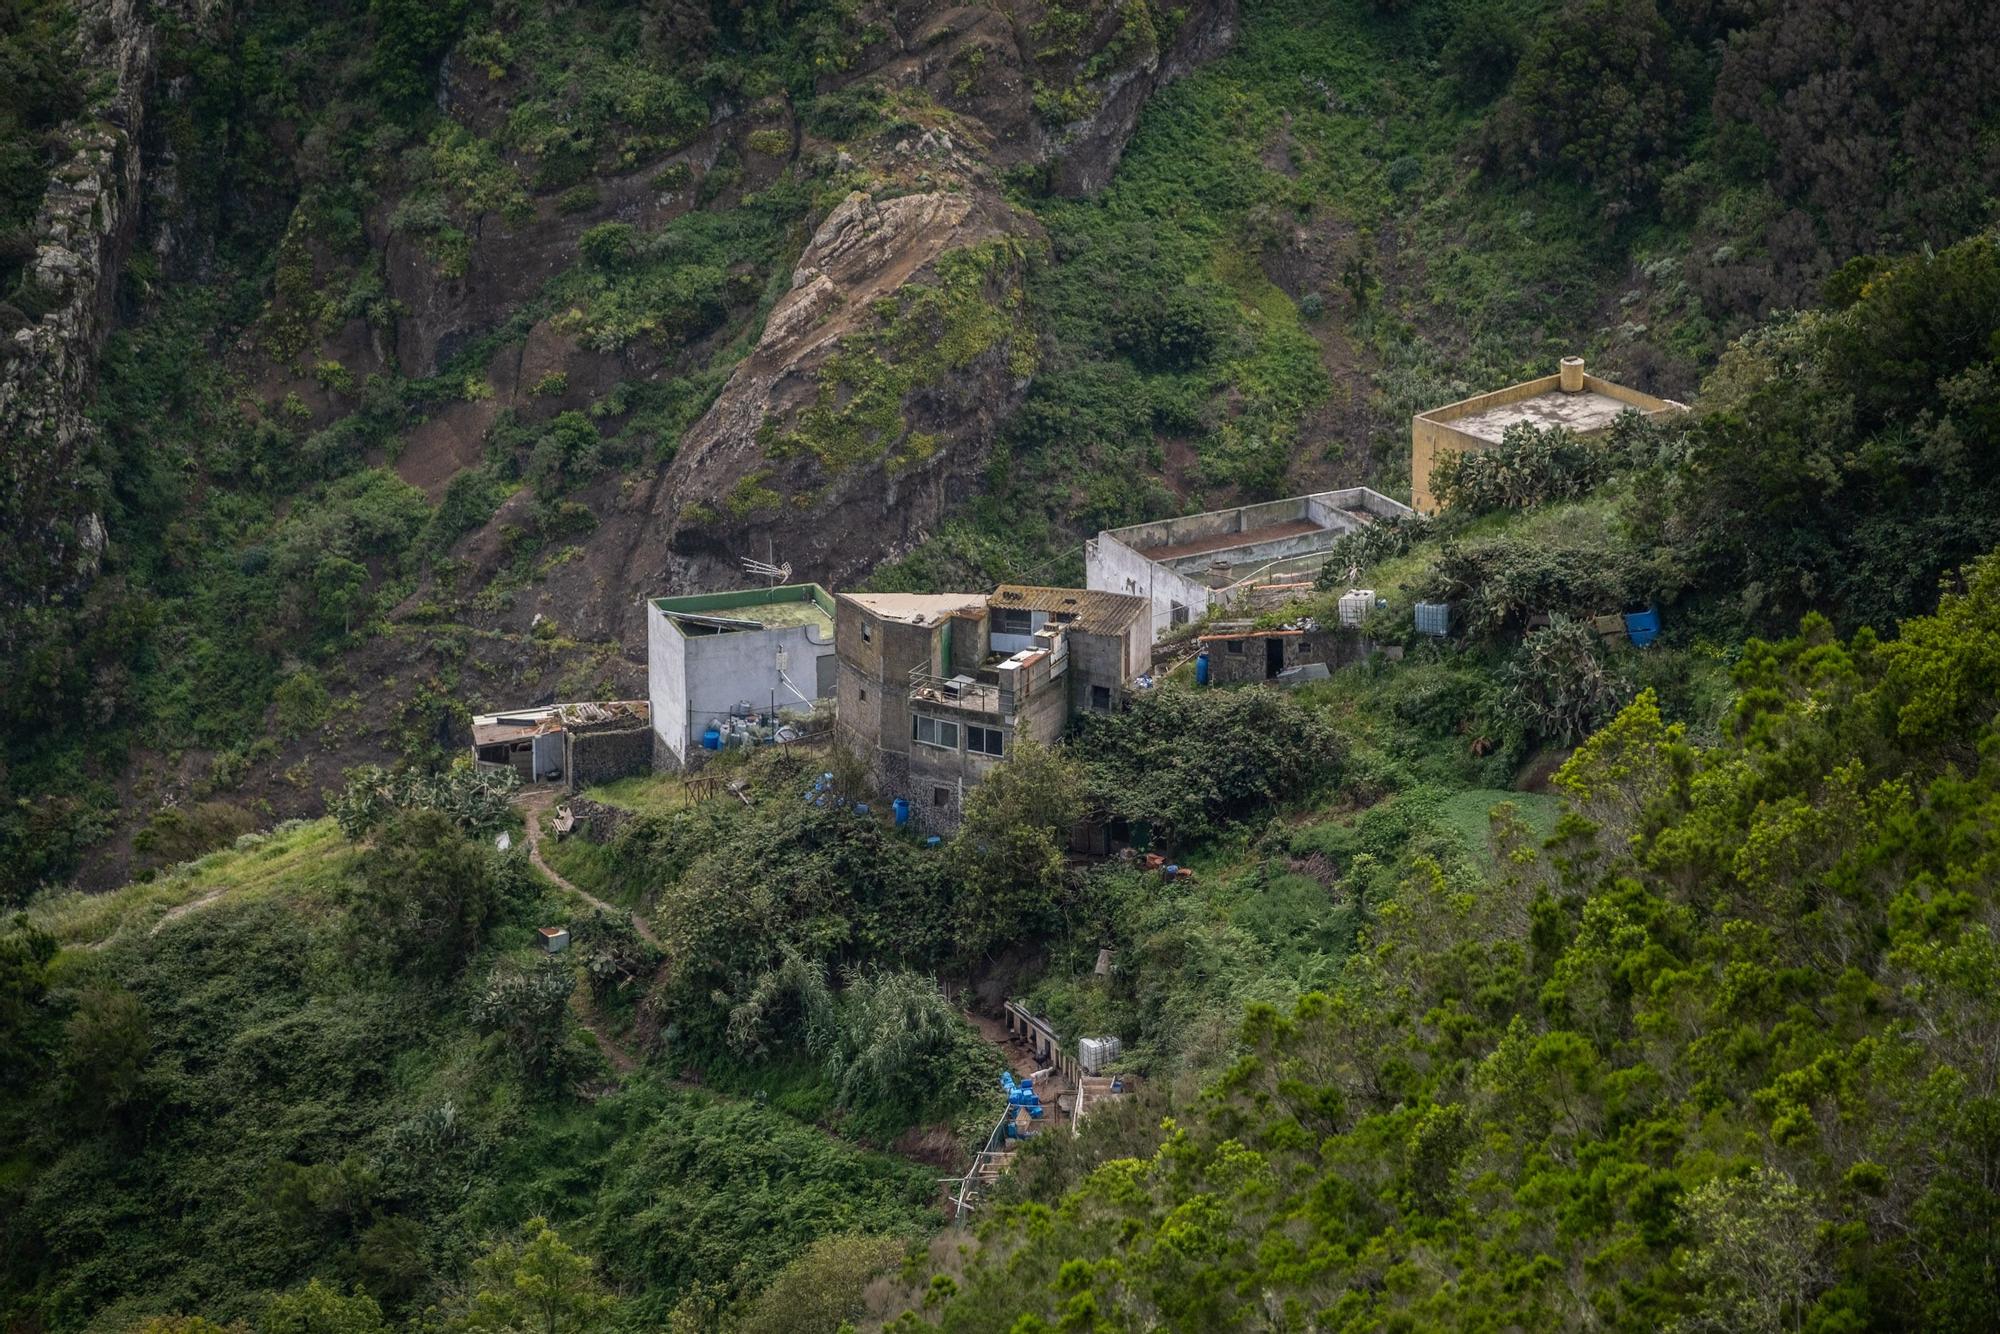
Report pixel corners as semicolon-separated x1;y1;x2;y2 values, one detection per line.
882;558;2000;1333
3;0;2000;1327
0;0;78;314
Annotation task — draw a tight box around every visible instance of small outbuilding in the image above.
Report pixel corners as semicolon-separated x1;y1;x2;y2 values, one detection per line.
1411;356;1687;513
471;700;652;789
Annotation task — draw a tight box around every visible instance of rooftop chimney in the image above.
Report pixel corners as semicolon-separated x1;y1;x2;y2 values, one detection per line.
1559;356;1585;393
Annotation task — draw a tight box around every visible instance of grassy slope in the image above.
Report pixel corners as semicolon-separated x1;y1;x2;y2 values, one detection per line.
870;0;1660;591
10;821;936;1331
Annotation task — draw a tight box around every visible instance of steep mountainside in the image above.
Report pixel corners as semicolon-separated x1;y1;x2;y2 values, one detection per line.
3;0;1996;895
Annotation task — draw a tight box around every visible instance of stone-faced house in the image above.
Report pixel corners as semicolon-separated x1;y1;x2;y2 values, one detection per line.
833;585;1152;831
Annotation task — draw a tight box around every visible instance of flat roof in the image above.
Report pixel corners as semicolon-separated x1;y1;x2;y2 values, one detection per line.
1440;388;1636;444
1137;518;1325;562
841;592;991;626
1097;488;1414;559
654;583;835;633
989;585;1149;634
1417;370;1685;445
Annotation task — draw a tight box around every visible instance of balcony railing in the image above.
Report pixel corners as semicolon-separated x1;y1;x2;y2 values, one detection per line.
909;666;1009;715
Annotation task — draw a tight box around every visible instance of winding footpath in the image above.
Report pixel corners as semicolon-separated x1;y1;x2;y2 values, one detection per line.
515;791;652;1074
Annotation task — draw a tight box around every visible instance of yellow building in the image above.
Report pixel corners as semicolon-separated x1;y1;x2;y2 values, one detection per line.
1410;357;1686;513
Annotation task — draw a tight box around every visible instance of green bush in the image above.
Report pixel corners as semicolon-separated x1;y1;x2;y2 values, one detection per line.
134;801;258;870
348;808;507;979
1482;0;1690;212
1071;683;1342;845
1429;418;1654;514
1419;529;1661;642
329;761;518;840
1498;613;1632;744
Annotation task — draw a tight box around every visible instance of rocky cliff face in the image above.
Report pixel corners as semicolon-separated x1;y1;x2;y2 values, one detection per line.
371;0;1238;644
0;0;179;627
458;0;1233;642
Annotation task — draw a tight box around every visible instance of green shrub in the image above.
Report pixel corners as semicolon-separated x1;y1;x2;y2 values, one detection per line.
1071;683;1342;845
348;808;506;978
329;761;518;839
470;957;578;1083
1419;530;1659;642
556;184;600;214
134;801;258;870
1429;419;1646;514
1498;613;1632;744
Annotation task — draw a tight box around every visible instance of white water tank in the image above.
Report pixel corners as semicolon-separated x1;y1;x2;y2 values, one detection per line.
1338;589;1374;627
1079;1036;1123;1075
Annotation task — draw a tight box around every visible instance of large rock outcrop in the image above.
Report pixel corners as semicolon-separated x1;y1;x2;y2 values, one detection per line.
489;0;1239;640
0;0;198;628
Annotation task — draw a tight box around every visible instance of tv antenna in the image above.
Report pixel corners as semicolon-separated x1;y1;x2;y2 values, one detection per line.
740;555;792;586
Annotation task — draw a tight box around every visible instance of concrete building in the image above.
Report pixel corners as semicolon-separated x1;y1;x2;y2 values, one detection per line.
1086;488;1414;636
1411;355;1687;513
834;585;1152;832
646;583;839;769
1198;622;1370;686
471;700;652;790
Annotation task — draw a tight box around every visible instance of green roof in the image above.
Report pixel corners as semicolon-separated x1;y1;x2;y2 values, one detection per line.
653;583;835;632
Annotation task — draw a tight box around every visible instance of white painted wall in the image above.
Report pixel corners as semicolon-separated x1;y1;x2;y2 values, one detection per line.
647;602;691;764
650;605;837;766
1085;535;1213;637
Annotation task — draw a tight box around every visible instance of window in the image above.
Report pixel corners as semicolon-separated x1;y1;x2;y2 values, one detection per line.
995;607;1034;635
860;621;872;643
1227;639;1244;654
1090;684;1112;712
933;785;952;807
858;687;867;701
913;715;959;749
1170;601;1189;626
966;724;1005;757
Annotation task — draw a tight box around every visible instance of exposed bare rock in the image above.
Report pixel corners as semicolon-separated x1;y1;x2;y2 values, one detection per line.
0;0;219;629
657;187;1036;578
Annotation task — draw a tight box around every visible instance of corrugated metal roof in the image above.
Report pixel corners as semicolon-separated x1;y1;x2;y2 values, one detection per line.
989;585;1149;635
470;699;648;746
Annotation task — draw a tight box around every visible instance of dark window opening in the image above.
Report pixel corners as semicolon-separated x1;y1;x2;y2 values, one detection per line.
933;785;952;807
1090;684;1111;711
995;608;1034;635
1226;639;1244;654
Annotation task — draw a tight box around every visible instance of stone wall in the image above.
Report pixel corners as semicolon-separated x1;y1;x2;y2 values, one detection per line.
562;795;635;844
565;724;652;790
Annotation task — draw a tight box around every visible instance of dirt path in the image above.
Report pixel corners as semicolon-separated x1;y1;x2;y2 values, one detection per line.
515;791;659;1081
571;991;638;1075
152;888;228;935
964;1009;1043;1080
517;792;660;947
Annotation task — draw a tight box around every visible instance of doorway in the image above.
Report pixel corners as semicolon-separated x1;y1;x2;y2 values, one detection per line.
1265;636;1284;679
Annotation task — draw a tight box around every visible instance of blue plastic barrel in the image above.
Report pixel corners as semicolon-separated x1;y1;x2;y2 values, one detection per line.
893;797;910;827
1623;606;1662;648
1195;652;1210;686
701;728;722;750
